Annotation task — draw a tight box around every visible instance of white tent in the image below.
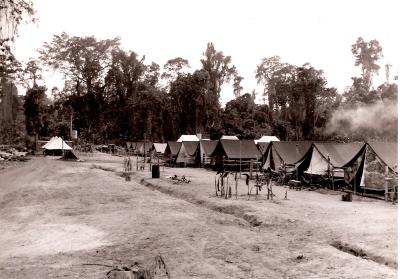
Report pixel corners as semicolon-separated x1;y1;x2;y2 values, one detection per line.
255;136;280;144
41;136;58;149
221;135;239;140
43;137;72;150
177;135;199;142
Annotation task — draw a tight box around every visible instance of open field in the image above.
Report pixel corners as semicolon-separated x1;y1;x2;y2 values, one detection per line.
0;153;397;279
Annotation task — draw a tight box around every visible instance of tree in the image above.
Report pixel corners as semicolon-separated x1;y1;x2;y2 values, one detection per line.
351;37;383;89
0;78;25;144
161;57;190;82
378;82;397;103
39;32;120;96
200;43;237;133
145;62;160;87
342;77;380;105
169;70;209;135
256;56;296;111
256;58;340;140
1;0;35;79
201;43;237;100
23;59;42;88
39;33;120;141
222;93;273;139
232;75;243;98
24;85;47;137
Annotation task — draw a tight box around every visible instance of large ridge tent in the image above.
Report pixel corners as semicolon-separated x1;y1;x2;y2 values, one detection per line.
177;135;199;142
200;140;218;166
211;139;261;169
164;141;182;163
262;141;312;174
42;137;73;155
175;141;200;165
360;142;398;192
41;136;78;159
305;142;365;182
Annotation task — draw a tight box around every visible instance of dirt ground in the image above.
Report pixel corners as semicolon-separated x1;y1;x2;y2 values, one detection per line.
0;153;397;279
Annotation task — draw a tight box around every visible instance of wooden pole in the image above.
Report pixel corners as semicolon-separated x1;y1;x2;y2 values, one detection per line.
250;159;253;180
385;166;389;202
235;172;238;200
239;140;242;179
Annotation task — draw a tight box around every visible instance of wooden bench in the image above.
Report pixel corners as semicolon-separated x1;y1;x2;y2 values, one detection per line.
289;180;302;191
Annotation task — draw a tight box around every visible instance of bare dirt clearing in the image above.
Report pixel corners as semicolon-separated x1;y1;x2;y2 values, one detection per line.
0;153;397;279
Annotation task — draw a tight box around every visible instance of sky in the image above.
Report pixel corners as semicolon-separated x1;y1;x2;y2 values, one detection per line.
12;0;399;105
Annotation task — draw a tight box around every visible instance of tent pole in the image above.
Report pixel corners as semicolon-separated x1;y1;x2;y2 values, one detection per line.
385;166;389;201
239;140;242;179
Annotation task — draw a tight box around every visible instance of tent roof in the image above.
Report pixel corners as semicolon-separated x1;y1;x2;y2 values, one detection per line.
136;141;152;152
43;137;72;150
271;141;312;165
41;137;58;149
213;139;261;159
367;142;398;171
166;141;182;156
180;141;200;156
177;135;199;142
152;143;167;153
255;136;280;144
200;140;218;156
221;135;239;140
313;142;364;167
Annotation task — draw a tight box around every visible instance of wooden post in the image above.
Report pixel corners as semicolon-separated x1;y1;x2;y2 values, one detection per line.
385;166;389;202
250;159;253;180
143;140;146;170
136;154;139;171
239;141;242;179
149;150;152;171
235;172;238;200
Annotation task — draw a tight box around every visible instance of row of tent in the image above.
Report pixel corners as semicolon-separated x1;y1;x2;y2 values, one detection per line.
156;140;397;193
125;135;280;157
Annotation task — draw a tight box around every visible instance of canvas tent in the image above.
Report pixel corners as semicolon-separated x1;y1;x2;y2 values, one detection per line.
360;142;398;192
305;142;365;181
136;142;152;155
175;141;200;165
42;137;72;155
126;142;133;149
200;140;218;166
152;143;167;154
177;135;199;142
211;139;261;170
255;135;280;144
262;141;312;173
41;137;59;149
164;141;182;163
41;137;78;159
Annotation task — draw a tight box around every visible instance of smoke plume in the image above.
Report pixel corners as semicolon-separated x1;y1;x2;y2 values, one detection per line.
325;101;398;141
